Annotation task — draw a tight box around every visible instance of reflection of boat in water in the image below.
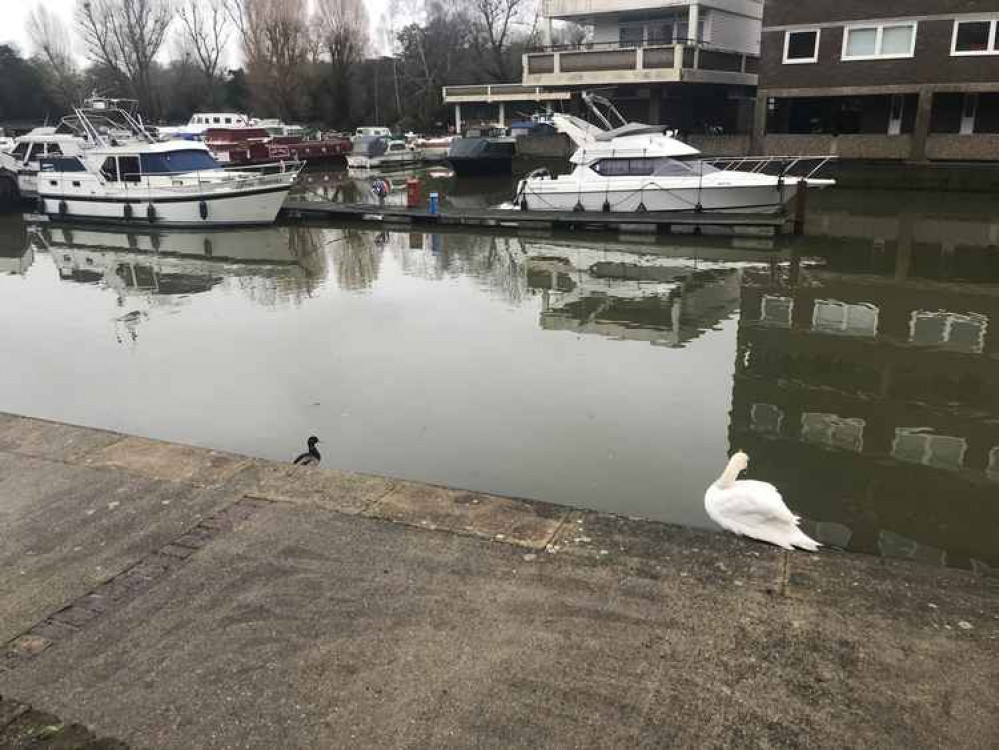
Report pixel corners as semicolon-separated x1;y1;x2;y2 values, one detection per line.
523;239;744;348
29;221;330;305
36;223;305;265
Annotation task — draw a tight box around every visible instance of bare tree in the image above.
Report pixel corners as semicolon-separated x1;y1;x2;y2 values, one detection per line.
76;0;174;114
225;0;309;119
26;6;81;107
177;0;230;85
315;0;368;127
469;0;532;81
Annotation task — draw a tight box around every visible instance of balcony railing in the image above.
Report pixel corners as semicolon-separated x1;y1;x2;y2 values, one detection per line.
523;40;758;84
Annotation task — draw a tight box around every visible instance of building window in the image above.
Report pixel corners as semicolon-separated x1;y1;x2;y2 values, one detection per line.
801;413;865;453
751;403;784;436
952;19;999;55
892;428;967;471
842;23;917;61
760;295;793;327
812;299;879;338
619;25;643;48
783;29;820;64
909;310;987;353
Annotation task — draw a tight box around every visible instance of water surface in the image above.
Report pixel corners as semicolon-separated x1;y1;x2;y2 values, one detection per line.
1;184;997;573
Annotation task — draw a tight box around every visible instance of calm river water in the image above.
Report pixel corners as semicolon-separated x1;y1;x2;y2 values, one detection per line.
1;170;997;573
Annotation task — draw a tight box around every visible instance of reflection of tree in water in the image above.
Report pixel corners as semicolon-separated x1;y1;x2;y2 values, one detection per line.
388;233;527;305
331;229;385;291
231;227;330;306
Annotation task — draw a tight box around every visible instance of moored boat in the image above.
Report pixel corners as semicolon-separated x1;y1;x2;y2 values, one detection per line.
346;136;421;170
447;128;516;176
35;102;302;227
512;94;834;215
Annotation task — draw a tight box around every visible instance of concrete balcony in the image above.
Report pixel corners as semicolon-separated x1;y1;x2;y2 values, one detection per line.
545;0;763;21
441;83;572;104
522;42;758;88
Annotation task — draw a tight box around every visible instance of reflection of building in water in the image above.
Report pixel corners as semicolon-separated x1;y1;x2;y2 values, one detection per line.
525;241;744;348
731;235;999;570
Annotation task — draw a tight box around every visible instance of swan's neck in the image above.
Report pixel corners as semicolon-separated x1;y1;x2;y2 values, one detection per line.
715;458;743;489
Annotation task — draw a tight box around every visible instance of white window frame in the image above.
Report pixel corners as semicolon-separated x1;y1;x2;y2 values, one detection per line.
841;22;918;61
951;18;999;56
783;28;821;64
908;310;988;353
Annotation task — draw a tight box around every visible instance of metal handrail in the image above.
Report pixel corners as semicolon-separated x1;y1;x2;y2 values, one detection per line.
527;38;757;58
702;155;837;180
45;159;304;199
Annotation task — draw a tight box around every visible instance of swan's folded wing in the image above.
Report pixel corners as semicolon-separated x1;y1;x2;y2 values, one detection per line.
715;480;798;527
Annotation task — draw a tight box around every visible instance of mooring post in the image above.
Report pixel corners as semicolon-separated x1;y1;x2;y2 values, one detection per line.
793;179;808;236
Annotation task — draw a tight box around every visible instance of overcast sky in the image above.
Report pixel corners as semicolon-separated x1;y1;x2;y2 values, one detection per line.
3;0;394;66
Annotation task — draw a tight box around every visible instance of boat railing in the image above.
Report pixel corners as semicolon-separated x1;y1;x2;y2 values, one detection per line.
45;159;304;197
701;155;837;180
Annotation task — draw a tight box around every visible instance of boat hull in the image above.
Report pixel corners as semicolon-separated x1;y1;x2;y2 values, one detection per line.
518;182;801;215
346;152;422;170
37;184;294;227
448;156;514;176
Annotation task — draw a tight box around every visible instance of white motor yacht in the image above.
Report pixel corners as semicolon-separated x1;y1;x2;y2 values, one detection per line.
513;94;834;215
0;128;88;199
35;101;302;227
347;136;422;170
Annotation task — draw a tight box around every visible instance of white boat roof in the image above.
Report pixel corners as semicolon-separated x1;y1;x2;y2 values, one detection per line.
91;139;212;156
552;113;700;162
20;128;69;140
570;133;700;164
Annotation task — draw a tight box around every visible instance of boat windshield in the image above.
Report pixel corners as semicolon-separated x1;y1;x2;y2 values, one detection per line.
140;149;221;174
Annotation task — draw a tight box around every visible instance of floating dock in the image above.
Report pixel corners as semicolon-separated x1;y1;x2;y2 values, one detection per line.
279;200;789;237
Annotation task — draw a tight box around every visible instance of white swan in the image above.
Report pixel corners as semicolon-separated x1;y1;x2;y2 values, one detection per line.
704;451;820;551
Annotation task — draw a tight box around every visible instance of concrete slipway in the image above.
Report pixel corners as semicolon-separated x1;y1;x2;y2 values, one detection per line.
0;412;995;749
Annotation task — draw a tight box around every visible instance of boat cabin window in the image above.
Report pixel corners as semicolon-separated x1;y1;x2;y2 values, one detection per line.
101;156;119;182
139;149;220;174
119;155;141;183
591;157;718;177
39;157;86;172
213;116;220;124
46;143;62;155
11;141;28;158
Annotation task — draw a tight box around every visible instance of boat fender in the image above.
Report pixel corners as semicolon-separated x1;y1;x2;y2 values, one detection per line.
58;200;67;217
204;238;213;257
520;196;528;211
601;199;611;213
147;203;157;223
123;202;133;220
199;200;209;220
573;201;585;212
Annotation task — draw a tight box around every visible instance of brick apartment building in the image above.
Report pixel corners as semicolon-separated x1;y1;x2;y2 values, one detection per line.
753;0;999;161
